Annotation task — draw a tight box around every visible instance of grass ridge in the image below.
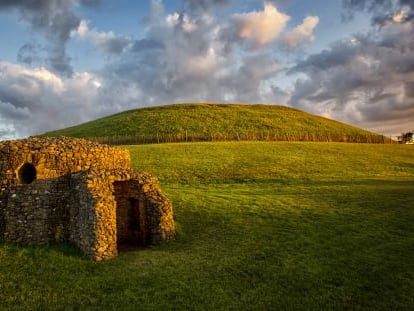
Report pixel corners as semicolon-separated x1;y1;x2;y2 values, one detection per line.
42;103;390;144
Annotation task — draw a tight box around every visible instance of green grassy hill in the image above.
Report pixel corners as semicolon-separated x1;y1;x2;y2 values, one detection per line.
43;103;389;143
1;142;413;309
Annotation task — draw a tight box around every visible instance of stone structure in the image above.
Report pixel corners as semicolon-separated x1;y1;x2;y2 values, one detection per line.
0;137;175;261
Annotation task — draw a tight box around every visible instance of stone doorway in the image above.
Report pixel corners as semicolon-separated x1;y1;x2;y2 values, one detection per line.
113;181;148;251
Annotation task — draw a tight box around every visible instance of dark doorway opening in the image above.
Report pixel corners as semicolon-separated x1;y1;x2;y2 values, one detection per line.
18;163;37;184
113;181;147;252
127;198;140;243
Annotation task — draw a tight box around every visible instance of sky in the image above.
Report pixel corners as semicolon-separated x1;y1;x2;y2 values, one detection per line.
0;0;413;139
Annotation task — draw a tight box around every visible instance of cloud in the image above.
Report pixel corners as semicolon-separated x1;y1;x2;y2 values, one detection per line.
0;0;104;76
97;1;288;106
289;20;414;135
342;0;414;12
0;121;19;140
270;85;291;104
282;16;319;48
405;81;414;98
72;20;131;54
0;101;31;120
0;61;105;137
0;0;83;76
221;53;282;103
219;3;319;50
184;0;231;11
131;39;165;52
165;12;199;33
17;43;43;65
231;3;291;47
239;53;280;80
99;11;223;104
342;0;414;26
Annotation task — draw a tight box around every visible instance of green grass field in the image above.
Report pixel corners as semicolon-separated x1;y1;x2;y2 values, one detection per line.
1;142;413;310
43;104;389;144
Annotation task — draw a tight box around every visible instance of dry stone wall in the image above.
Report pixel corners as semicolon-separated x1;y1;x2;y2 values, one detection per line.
0;136;130;187
1;176;71;244
82;169;175;261
0;137;175;261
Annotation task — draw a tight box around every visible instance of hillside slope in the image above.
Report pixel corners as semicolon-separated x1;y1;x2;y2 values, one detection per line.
43;103;388;144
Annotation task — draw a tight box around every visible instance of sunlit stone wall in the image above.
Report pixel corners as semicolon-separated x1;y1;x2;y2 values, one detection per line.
0;137;175;260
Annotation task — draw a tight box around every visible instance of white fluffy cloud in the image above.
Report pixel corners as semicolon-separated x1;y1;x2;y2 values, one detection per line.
232;3;291;46
0;61;104;137
282;16;319;48
220;3;320;49
72;20;131;54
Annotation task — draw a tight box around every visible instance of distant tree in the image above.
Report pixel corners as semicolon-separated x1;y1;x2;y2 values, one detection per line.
400;131;414;144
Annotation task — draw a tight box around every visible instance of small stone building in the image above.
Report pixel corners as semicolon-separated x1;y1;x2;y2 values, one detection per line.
0;137;175;261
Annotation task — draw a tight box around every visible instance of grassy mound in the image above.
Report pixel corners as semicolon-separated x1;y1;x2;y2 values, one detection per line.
1;142;413;309
43;103;389;144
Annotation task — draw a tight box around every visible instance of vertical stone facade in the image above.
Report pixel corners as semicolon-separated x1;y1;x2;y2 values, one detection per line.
0;137;175;261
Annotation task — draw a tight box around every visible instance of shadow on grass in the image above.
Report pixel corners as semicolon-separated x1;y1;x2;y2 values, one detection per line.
162;178;414;251
1;242;84;260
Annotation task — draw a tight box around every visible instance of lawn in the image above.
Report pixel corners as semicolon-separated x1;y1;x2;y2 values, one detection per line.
1;142;413;310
